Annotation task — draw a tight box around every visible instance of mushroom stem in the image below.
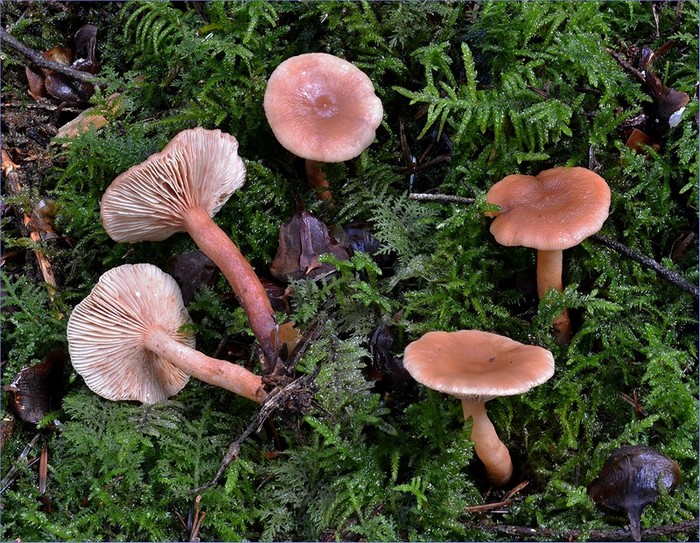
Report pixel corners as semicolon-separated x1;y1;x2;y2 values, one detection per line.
183;207;278;364
535;249;563;297
536;249;572;345
305;160;333;201
461;398;513;486
145;328;267;403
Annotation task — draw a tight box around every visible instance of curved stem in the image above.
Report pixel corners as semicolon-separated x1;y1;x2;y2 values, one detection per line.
536;249;572;345
145;328;266;403
183;207;278;364
461;398;513;486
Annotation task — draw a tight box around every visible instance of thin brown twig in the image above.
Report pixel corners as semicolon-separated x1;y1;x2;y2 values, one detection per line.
408;191;697;298
0;26;105;85
465;480;530;514
194;370;319;492
2;150;59;300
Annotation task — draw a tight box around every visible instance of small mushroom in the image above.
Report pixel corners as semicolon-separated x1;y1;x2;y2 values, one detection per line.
67;263;267;404
588;445;681;541
485;166;611;345
100;127;278;365
263;52;383;200
403;330;554;486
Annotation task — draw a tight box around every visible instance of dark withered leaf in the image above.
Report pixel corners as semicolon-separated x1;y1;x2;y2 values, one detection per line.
24;25;99;105
640;44;690;139
4;348;67;424
270;200;350;281
588;445;681;541
168;250;219;304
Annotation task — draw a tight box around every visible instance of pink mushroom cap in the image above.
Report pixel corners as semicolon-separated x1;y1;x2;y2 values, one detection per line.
263;52;383;162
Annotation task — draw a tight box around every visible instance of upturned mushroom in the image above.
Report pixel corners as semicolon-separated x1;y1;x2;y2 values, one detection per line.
403;330;554;486
263;52;383;200
100;127;278;365
485;166;611;345
67;263;267;404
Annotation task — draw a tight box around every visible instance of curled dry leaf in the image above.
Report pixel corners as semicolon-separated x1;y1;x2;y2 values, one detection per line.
167;250;219;305
589;445;682;541
270;201;350;281
4;348;67;424
24;24;99;105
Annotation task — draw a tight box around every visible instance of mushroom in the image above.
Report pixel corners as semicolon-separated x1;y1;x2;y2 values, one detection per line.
403;330;555;486
263;52;383;200
100;127;278;365
485;166;611;345
67;263;267;404
588;445;681;541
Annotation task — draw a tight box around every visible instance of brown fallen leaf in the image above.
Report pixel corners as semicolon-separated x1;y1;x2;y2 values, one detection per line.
270;200;350;281
24;24;99;105
625;128;661;154
271;321;304;358
4;348;67;424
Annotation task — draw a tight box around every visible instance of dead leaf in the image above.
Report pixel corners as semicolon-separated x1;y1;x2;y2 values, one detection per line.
24;25;99;105
270;200;350;281
168;250;219;304
54;93;123;141
4;348;67;424
272;321;304;357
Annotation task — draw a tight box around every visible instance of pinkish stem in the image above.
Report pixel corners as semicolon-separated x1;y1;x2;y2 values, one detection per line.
305;159;333;201
145;328;267;403
183;207;278;364
461;397;513;486
536;249;572;345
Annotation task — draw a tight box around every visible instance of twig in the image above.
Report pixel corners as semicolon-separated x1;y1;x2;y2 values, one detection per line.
194;371;319;492
0;431;41;493
463;518;699;541
0;26;104;85
189;495;205;542
2;150;59;300
465;480;530;514
408;192;475;205
38;441;49;494
590;234;699;298
606;47;645;83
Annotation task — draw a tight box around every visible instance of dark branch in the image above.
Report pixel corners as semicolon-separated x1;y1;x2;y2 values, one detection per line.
463;518;699;541
590;234;699;299
0;26;104;84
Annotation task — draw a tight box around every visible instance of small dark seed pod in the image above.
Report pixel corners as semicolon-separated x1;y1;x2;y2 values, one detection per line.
588;445;681;541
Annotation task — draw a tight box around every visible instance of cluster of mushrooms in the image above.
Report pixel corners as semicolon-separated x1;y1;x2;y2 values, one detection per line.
66;52;674;538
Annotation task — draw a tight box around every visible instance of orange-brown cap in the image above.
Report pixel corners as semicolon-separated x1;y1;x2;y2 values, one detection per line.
263;53;383;162
403;330;554;401
101;127;246;243
485;166;611;251
67;263;193;403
